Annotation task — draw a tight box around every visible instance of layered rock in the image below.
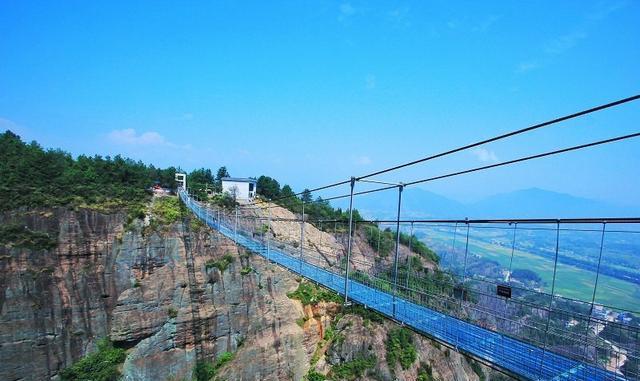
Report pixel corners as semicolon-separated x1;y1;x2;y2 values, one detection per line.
0;207;317;380
0;202;510;380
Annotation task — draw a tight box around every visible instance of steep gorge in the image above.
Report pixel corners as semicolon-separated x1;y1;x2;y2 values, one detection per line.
0;199;509;380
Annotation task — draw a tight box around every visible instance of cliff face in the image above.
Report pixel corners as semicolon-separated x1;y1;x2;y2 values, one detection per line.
0;207;313;381
0;202;507;381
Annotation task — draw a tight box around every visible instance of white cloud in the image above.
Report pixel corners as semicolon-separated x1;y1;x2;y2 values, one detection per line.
514;2;628;74
516;61;540;73
388;7;411;28
340;3;355;16
473;14;501;32
354;155;372;165
0;118;21;132
471;148;499;163
544;31;587;55
0;117;30;137
108;129;168;145
338;3;356;23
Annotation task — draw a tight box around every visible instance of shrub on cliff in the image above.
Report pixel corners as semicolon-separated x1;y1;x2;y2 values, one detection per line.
0;223;58;251
329;355;376;380
287;281;341;306
193;352;234;381
386;327;417;370
205;253;235;273
59;338;126;381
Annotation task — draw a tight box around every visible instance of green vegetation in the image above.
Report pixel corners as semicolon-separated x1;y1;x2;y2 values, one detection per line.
329;356;376;380
0;130;176;212
167;306;178;319
192;351;234;381
305;369;327;381
240;266;253;275
397;231;439;263
287;281;342;306
190;216;205;232
149;196;183;227
296;316;309;327
427;228;639;310
205;253;235;273
193;360;216;381
256;176;364;225
363;224;439;262
386;328;417;370
417;363;436;381
0;223;57;251
215;351;234;368
59;338;126;381
364;225;395;257
341;305;384;324
469;359;485;381
208;192;237;210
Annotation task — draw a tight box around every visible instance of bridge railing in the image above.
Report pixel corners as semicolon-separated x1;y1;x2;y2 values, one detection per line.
180;190;638;380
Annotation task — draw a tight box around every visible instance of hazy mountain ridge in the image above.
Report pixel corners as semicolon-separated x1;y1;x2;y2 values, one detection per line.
340;187;639;220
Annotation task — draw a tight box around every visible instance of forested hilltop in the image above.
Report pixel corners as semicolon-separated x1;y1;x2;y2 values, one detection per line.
0;130;362;223
0;130;176;212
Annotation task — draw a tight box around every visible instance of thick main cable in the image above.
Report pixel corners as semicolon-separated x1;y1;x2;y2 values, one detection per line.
242;95;639;208
357;95;640;181
403;132;640;187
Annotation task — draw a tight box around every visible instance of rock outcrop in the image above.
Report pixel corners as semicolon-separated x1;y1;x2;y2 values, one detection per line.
0;201;510;380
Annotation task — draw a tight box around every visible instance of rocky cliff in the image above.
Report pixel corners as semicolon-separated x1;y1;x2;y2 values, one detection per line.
0;199;511;380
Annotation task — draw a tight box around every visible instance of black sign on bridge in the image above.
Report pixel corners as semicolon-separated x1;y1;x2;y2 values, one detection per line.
497;284;512;298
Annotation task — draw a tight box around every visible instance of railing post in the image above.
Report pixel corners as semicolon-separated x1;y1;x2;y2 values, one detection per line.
343;177;356;305
377;220;381;253
300;201;305;273
406;221;414;290
539;220;561;378
267;207;271;261
506;222;518;282
234;206;238;243
392;184;404;318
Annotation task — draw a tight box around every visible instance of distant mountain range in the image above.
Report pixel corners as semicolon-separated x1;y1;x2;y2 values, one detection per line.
333;187;639;220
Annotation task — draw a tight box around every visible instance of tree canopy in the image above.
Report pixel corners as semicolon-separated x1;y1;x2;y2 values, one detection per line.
0;130;176;212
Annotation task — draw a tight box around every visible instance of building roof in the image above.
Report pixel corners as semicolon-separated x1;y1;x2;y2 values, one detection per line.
221;177;257;183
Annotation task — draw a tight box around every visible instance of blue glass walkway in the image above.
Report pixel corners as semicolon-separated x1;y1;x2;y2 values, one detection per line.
179;191;625;381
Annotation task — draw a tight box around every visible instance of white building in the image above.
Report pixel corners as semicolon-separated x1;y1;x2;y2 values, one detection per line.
221;177;257;200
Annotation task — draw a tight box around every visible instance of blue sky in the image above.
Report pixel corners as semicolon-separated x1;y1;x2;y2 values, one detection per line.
1;1;639;206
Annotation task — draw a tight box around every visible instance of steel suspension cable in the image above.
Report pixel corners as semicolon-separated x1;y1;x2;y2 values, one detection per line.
403;131;640;187
243;95;639;210
357;94;640;181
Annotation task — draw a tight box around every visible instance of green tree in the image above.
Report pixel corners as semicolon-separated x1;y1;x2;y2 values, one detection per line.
300;188;313;203
257;175;281;199
214;166;230;192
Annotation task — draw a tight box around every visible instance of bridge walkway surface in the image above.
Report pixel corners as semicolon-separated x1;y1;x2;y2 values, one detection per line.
179;190;626;381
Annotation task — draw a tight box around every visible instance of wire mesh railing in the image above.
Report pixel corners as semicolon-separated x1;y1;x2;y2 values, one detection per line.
180;190;638;381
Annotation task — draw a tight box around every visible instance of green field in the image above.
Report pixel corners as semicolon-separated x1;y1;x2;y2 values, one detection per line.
422;229;640;312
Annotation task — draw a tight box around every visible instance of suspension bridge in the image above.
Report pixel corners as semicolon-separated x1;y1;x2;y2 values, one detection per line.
177;95;640;380
180;190;638;380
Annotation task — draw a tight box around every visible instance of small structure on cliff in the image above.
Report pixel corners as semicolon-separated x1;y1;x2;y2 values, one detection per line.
222;177;257;200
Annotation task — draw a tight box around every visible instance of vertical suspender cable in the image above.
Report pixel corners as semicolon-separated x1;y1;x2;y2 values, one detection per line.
392;184;404;318
344;177;356;305
507;222;518;283
539;220;561;378
300;201;305;273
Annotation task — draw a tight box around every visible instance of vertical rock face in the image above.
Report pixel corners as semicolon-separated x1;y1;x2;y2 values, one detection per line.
0;208;126;381
0;205;507;381
0;208;314;380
